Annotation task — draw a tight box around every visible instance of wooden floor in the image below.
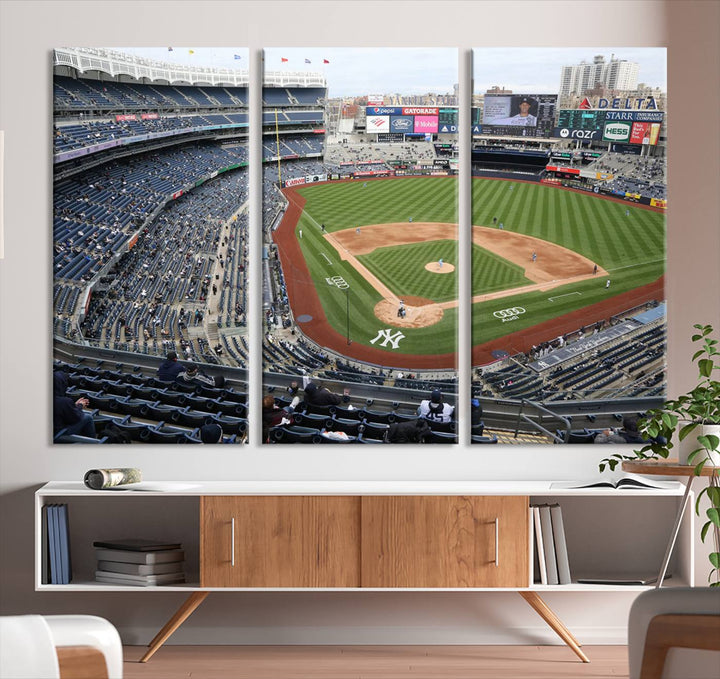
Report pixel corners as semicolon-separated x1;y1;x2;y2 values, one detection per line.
122;645;630;678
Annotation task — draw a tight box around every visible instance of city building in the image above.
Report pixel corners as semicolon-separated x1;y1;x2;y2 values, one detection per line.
559;54;639;97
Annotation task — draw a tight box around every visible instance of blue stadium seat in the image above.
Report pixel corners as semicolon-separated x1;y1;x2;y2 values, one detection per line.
292;412;333;429
327;418;362;436
471;435;499;444
207;414;247;436
171;407;214;429
139;425;196;444
270;426;322;444
359;422;390;441
360;409;395;424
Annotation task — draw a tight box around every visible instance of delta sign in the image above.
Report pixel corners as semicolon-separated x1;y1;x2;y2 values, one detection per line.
578;96;660;110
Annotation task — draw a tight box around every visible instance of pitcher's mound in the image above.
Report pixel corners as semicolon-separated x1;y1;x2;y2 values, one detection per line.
374;298;444;328
425;262;454;274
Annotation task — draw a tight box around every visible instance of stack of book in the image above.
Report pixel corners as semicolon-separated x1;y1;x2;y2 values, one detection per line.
531;503;571;586
93;539;185;586
43;503;72;584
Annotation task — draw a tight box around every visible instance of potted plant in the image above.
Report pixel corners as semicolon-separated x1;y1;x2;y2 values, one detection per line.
599;324;720;586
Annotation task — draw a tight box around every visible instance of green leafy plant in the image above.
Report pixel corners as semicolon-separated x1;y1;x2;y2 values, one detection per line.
599;324;720;586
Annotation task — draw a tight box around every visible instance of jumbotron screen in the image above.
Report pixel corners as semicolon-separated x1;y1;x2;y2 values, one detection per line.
481;94;557;137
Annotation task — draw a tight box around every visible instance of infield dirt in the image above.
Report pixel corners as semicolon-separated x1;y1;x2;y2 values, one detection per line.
325;222;606;328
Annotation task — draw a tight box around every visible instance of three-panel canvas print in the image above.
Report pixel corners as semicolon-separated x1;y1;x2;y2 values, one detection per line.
52;46;667;445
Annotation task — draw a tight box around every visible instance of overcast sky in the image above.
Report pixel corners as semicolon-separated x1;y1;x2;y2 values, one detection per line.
119;47;458;98
263;47;458;97
472;47;666;93
118;46;665;97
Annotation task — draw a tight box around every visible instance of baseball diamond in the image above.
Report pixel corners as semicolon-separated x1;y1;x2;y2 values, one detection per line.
274;176;664;370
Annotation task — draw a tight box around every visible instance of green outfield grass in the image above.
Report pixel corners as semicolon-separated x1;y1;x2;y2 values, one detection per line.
470;179;665;348
286;177;664;363
295;176;457;231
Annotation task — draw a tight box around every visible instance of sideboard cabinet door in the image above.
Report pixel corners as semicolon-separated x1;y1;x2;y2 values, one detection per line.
361;496;529;588
201;496;361;587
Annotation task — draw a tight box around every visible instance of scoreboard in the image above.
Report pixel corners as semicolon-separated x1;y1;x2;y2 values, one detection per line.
557;110;605;131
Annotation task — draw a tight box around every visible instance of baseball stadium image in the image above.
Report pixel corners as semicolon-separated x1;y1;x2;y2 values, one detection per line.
50;45;668;447
262;47;460;444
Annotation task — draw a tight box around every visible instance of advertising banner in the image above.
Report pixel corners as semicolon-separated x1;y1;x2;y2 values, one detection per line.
366;106;403;116
377;133;405;143
605;110;664;123
353;170;392;177
140;113;159;120
115;114;137;122
602;121;632;143
553;127;603;141
630;122;661;145
284;177;306;187
366;116;390;133
650;198;668;209
414;116;439;133
402;107;438;116
390;116;414;133
367;95;384;106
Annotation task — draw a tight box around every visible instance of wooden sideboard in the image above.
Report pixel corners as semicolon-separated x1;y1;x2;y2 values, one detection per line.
36;481;693;664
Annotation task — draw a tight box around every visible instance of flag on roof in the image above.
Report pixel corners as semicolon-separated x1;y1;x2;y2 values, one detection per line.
305;58;311;64
323;59;330;64
281;57;289;63
233;54;242;60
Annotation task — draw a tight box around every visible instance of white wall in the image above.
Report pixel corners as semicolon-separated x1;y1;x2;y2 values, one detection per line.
1;0;718;646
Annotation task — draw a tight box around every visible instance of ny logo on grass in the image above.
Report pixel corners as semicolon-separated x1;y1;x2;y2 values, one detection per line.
370;329;406;349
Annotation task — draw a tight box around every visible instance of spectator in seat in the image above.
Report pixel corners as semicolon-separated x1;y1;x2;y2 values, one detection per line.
303;381;350;407
594;416;651;445
176;364;224;389
157;351;183;382
593;428;627;444
616;415;647;444
262;393;300;442
53;371;96;438
418;389;455;423
199;423;223;444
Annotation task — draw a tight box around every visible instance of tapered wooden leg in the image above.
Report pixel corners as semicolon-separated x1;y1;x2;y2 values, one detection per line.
139;591;210;663
518;591;590;663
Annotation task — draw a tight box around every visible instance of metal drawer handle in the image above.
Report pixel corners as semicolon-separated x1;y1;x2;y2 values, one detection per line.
495;517;499;567
231;517;235;567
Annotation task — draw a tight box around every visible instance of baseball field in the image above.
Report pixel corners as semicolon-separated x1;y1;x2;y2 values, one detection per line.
273;176;665;369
